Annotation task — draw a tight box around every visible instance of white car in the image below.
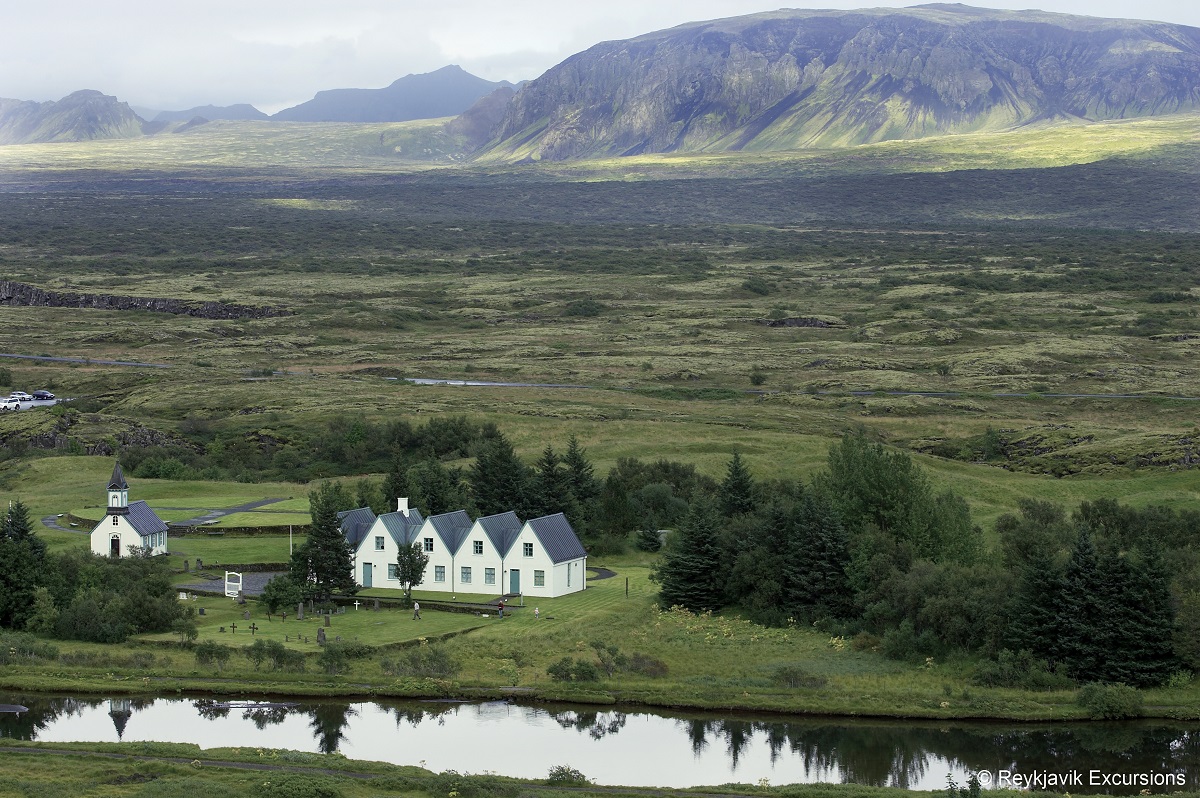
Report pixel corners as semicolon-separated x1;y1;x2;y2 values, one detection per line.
0;397;20;411
9;392;32;402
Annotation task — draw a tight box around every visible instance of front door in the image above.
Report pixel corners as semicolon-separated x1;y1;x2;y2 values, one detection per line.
509;568;520;594
109;536;120;558
363;562;373;588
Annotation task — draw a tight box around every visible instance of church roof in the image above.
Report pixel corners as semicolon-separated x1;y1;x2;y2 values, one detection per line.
476;511;523;556
126;500;168;536
108;462;128;490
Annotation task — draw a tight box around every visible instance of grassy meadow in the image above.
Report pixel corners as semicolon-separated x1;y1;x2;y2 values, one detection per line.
0;112;1199;723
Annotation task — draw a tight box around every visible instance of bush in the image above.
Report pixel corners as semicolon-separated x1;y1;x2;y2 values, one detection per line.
972;649;1073;691
0;631;58;664
546;656;600;682
255;775;341;798
195;641;234;671
1077;682;1143;719
546;765;590;786
247;639;307;673
564;299;605;317
741;276;775;295
770;664;827;689
380;645;460;679
626;652;669;678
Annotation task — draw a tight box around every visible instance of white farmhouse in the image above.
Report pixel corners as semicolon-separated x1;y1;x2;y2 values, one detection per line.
338;499;424;589
89;462;169;558
337;500;588;598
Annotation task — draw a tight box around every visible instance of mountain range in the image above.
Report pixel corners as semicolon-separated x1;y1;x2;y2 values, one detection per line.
2;6;1198;157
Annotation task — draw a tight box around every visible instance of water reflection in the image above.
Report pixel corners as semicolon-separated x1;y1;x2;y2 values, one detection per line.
2;693;1197;792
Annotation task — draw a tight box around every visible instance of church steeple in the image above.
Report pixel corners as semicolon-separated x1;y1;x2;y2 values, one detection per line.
107;462;129;515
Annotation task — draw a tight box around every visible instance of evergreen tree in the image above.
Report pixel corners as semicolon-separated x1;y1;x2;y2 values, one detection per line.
406;459;470;516
563;435;600;508
785;492;853;622
531;445;579;520
1055;532;1110;682
395;542;429;599
718;451;756;518
652;496;723;612
470;435;531;517
289;483;357;604
635;523;662;552
1105;545;1177;686
1005;548;1066;663
0;499;45;629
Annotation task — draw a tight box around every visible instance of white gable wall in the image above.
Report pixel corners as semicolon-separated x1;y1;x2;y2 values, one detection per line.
354;518;398;589
420;519;461;594
89;514;167;558
506;523;586;598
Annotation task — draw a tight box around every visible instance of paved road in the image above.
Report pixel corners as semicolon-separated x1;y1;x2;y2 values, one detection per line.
177;571;286;596
168;497;287;528
0;352;172;368
398;375;1200;402
41;515;80;533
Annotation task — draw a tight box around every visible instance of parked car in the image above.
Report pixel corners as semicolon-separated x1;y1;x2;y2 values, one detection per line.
9;391;32;402
31;390;55;400
0;397;20;411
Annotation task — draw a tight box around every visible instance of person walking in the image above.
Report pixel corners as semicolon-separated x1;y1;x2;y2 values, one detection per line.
534;607;540;621
412;601;421;620
497;600;504;618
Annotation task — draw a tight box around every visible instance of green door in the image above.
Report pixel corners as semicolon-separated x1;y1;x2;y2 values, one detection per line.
363;562;373;588
509;568;520;594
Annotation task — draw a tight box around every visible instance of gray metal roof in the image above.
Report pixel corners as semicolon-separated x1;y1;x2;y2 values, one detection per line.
526;513;587;563
426;510;473;554
108;462;128;490
338;506;377;550
378;508;425;547
476;511;523;556
126;500;168;536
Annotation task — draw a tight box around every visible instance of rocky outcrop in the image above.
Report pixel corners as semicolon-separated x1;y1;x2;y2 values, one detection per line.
479;4;1200;160
0;281;290;319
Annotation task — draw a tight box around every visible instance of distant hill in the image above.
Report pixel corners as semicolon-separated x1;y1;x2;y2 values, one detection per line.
273;65;516;122
0;90;145;145
153;104;267;122
480;4;1200;161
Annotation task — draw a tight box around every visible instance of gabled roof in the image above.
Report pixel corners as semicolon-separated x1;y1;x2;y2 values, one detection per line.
425;510;473;554
378;508;425;547
108;462;128;490
338;506;377;551
126;500;168;536
476;511;523;557
526;513;587;564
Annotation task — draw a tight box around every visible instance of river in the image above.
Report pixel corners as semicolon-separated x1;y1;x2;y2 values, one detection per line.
2;694;1197;792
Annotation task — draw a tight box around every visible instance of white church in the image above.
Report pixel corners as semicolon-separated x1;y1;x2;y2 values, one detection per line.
89;462;169;558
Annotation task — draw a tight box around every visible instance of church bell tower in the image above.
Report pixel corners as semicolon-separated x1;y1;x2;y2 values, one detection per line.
107;462;129;516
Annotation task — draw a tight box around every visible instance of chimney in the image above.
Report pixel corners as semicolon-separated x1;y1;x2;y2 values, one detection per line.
397;497;409;514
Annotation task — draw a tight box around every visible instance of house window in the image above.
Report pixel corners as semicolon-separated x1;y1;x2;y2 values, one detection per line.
375;536;385;550
523;542;533;557
434;565;445;582
534;570;545;587
485;568;495;585
461;566;472;584
473;540;483;555
424;537;434;552
388;564;398;580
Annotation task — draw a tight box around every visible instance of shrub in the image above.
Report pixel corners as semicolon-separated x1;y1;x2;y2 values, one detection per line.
741;276;775;295
255;775;341;798
195;641;234;671
972;649;1073;691
546;766;590;786
547;656;600;682
770;664;827;689
547;657;575;682
380;645;460;678
564;299;605;317
1077;682;1143;719
626;652;669;678
0;631;58;664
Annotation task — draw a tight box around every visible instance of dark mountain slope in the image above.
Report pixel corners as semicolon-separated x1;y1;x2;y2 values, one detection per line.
0;90;145;145
481;4;1200;160
273;65;515;122
153;104;267;122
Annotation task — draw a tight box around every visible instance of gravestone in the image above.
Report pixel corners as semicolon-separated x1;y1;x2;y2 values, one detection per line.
196;558;203;569
237;591;246;606
243;610;250;621
198;607;205;616
183;560;189;572
374;599;380;611
316;627;326;646
297;603;304;621
323;615;331;628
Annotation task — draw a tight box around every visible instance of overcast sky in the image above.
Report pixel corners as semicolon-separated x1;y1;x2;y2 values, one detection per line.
2;0;1196;113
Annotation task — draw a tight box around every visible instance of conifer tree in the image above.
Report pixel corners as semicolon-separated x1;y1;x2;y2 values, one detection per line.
718;451;756;518
0;499;45;629
531;445;579;520
289;483;357;604
1055;531;1109;682
785;492;853;622
653;496;723;612
470;435;531;517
